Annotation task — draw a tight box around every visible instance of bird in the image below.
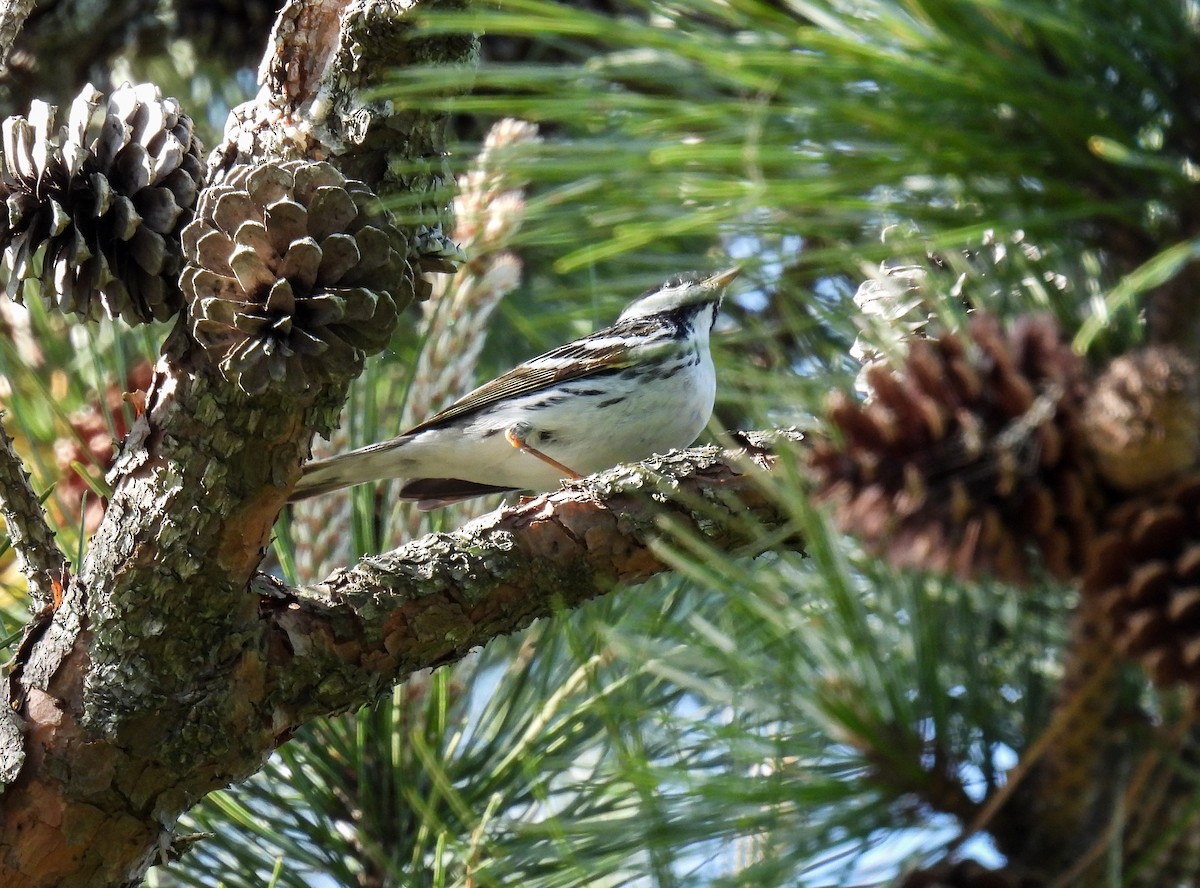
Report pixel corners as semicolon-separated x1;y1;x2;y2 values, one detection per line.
289;267;739;508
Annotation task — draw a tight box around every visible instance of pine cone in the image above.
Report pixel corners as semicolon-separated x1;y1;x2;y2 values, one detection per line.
0;82;204;324
811;314;1098;583
1082;346;1200;492
53;360;155;534
1084;473;1200;689
180;161;412;395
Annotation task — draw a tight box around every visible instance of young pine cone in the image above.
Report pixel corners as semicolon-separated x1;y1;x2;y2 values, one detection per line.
180;161;413;395
1081;346;1200;492
810;314;1099;583
0;82;204;324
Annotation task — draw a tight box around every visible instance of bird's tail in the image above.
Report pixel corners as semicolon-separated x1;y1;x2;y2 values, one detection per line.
289;440;408;502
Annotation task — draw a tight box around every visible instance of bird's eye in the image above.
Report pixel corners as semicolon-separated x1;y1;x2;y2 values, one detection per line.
663;273;699;290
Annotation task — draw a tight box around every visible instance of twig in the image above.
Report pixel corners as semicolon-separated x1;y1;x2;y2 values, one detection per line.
0;412;68;609
0;0;35;68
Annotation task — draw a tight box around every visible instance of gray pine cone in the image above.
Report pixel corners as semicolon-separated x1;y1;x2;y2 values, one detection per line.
0;82;205;324
180;161;412;395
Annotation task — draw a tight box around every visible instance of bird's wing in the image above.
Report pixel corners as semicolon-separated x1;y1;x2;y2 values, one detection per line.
404;319;653;434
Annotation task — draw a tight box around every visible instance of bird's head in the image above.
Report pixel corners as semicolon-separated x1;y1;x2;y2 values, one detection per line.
617;267;740;323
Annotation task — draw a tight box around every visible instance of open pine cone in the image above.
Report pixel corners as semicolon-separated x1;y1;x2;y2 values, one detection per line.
180;161;413;395
810;314;1099;583
0;82;204;324
1085;474;1200;688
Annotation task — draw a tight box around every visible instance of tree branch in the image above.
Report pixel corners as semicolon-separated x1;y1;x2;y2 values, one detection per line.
0;0;35;69
214;0;475;194
0;412;68;609
0;2;473;883
261;431;805;722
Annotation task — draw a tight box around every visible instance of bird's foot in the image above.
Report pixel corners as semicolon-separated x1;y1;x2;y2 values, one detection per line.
505;422;584;479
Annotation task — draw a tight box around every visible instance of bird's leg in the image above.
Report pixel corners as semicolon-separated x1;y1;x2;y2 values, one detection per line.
505;422;584;479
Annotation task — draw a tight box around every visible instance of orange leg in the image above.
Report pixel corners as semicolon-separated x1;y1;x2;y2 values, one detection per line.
505;422;583;479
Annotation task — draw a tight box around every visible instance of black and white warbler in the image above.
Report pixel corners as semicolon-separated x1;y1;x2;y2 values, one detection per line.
290;267;738;508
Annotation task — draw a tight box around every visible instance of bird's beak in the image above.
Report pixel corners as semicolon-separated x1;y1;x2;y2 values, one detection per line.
704;267;741;289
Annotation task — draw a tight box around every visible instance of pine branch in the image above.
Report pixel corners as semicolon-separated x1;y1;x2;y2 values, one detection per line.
263;432;803;720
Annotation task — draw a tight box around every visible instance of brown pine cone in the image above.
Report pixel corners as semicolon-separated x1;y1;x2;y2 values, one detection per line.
1084;473;1200;689
811;313;1099;583
53;361;155;534
180;161;413;395
1082;346;1200;492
